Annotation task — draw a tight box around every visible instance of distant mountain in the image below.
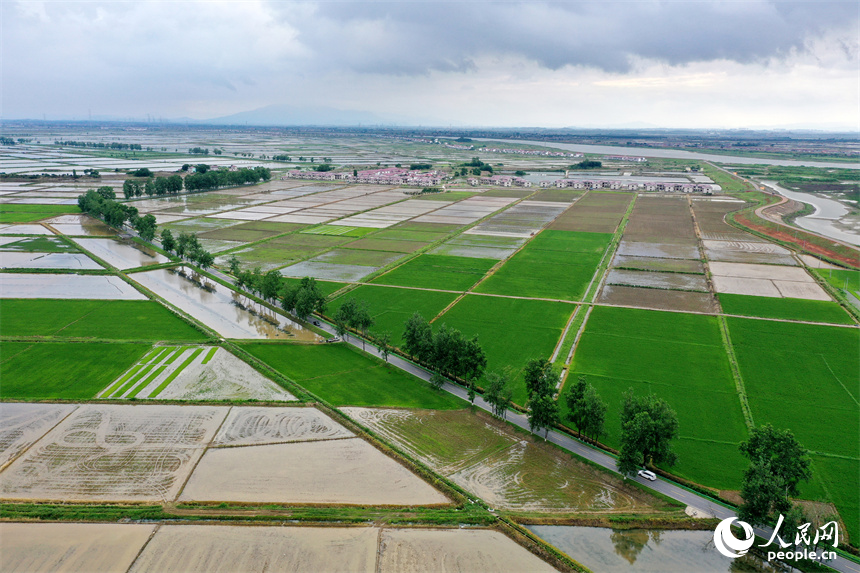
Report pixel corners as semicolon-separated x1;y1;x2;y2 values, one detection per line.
203;104;392;127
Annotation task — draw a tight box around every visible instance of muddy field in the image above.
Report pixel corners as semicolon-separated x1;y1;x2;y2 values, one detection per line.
343;408;660;514
605;269;709;292
599;285;719;313
178;437;450;505
612;255;704;274
72;237;168;269
0;522;155;573
691;199;760;242
548;192;632;233
703;239;798;265
616;241;699;260
0;251;102;270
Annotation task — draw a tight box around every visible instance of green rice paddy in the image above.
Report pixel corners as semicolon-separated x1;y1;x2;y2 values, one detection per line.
718;293;854;324
243;342;466;409
474;230;612;301
0;299;206;340
0;341;151;399
371;254;497;291
0;204;81;224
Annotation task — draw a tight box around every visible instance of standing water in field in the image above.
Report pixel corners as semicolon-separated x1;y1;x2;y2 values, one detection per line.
527;526;796;572
129;268;321;340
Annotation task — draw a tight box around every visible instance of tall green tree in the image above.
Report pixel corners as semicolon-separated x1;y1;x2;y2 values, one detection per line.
133;213;157;242
484;371;513;419
617;389;679;476
160;229;175;253
403;312;432;361
335;298;358;341
377;332;391;363
738;425;811;527
523;357;558;400
351;300;374;350
565;375;606;441
528;390;559;440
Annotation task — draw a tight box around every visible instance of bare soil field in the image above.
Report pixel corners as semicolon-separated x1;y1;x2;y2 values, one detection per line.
0;522;155;573
0;404;227;502
691;200;762;242
178;438;451;506
709;262;813;281
0;403;76;469
343;408;661;514
378;528;559;573
605;269;709;292
599;285;720;313
547;192;632;233
212;406;354;447
623;196;697;241
129;524;378;573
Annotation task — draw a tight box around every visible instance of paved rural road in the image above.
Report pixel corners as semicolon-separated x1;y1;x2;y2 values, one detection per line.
309;319;858;573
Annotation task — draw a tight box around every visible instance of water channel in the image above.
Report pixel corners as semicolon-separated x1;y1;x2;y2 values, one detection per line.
760;181;859;247
527;526;798;573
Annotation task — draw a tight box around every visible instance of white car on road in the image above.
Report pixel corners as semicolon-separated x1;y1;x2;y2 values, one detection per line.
637;469;657;481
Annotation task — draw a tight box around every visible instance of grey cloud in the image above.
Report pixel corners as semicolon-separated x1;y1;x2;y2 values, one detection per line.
286;1;858;73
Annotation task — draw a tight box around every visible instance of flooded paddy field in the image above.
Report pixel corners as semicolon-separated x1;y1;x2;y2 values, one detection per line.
527;525;785;573
465;200;568;238
99;346;296;401
703;239;798;265
128;268;320;339
0;224;54;235
612;254;704;274
0;250;102;269
72;237;168;269
0;273;146;300
343;408;666;514
44;214;118;236
1;522;560;573
0;235;76;252
599;285;719;313
616;240;699;260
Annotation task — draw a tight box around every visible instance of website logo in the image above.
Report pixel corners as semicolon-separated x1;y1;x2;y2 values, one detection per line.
714;517;755;558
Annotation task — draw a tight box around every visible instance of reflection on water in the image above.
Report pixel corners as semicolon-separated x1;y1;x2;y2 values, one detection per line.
73;238;168;270
129;268;321;341
527;526;797;573
763;181;859;247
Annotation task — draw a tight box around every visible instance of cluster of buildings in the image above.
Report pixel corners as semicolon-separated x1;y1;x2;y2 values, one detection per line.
481;147;583;158
467;175;532;187
284;167;446;186
602;155;647;162
543;179;718;193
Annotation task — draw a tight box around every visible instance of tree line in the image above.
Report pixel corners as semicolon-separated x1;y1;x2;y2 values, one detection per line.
159;230;214;270
56;140;142;150
77;188;156;240
184;166;271;191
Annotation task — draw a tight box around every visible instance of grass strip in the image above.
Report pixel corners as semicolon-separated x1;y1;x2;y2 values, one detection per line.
146;346;174;364
113;363;158;397
201;346;218;364
102;365;144;397
139;348;161;363
128;365;170;398
164;346;190;365
150;348;204;397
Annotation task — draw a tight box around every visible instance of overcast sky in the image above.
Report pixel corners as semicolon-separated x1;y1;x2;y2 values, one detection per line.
2;0;858;129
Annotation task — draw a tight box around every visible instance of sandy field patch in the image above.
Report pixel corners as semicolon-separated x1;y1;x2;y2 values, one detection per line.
711;275;782;297
0;522;155;573
130;524;378;573
0;403;76;469
799;254;841;269
378;528;558;573
178;438;450;506
0;273;146;300
773;280;832;301
599;285;719;313
0;404;227;502
709;262;812;281
213;407;353;446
